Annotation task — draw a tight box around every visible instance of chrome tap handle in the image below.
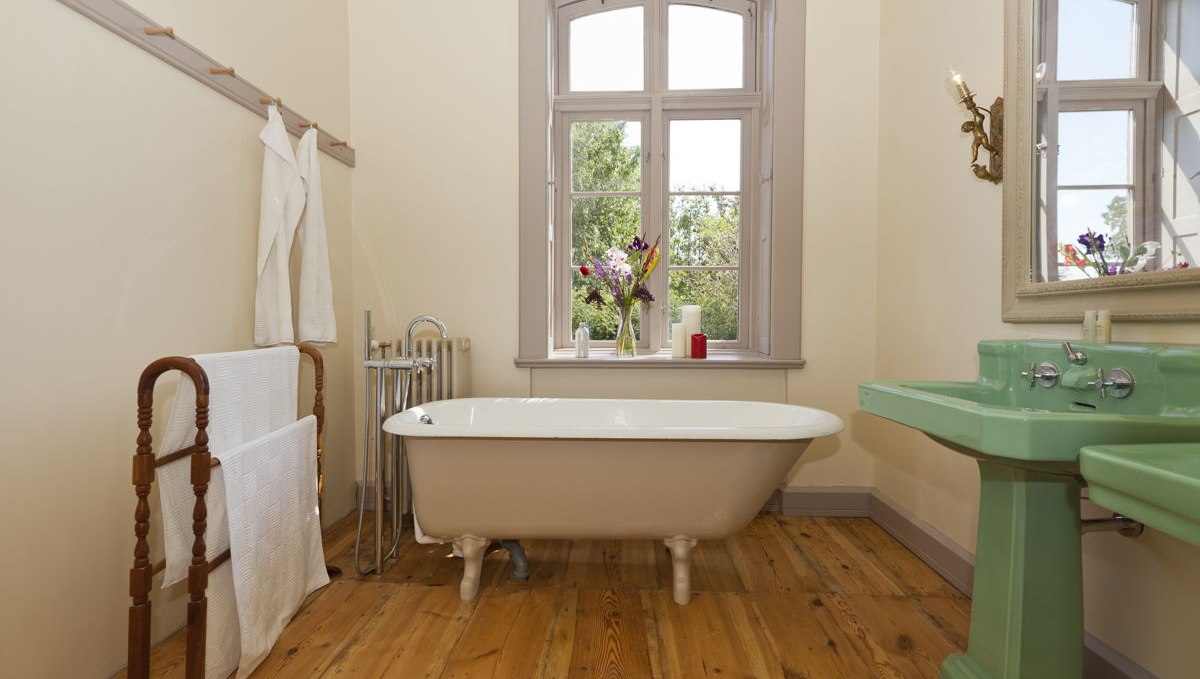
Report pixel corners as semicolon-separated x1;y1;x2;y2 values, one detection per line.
1019;361;1059;388
1088;368;1109;399
1087;367;1134;400
1062;341;1088;365
1019;362;1038;388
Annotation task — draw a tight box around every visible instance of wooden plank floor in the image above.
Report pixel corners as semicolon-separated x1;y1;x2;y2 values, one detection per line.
120;514;970;679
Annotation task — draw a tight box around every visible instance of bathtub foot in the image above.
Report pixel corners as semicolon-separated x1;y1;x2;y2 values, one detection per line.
664;536;698;605
501;540;530;581
453;535;490;601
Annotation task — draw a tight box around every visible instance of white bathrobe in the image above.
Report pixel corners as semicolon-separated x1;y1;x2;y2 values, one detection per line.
295;129;337;343
253;105;306;346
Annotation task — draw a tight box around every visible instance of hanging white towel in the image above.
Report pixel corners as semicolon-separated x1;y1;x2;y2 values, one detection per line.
295;128;337;343
204;563;240;679
156;346;299;588
220;415;329;679
254;105;306;346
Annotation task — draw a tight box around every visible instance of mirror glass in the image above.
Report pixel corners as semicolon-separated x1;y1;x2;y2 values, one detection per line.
1033;0;1200;283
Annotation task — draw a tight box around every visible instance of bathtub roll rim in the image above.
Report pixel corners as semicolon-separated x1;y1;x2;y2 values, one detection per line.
382;397;844;441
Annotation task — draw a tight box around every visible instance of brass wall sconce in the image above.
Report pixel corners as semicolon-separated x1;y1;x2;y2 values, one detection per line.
951;70;1003;184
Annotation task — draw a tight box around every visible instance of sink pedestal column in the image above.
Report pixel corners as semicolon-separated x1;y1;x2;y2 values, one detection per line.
941;461;1083;679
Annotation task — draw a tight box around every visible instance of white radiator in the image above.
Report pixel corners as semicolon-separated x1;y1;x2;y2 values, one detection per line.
402;336;471;406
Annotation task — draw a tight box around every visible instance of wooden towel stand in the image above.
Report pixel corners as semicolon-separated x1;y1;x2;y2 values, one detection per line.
127;344;329;679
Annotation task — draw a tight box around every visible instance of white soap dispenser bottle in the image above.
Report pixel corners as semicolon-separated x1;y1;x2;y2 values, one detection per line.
575;322;590;358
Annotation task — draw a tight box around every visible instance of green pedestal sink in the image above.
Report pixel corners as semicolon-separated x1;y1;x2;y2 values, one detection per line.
1081;443;1200;547
860;340;1200;679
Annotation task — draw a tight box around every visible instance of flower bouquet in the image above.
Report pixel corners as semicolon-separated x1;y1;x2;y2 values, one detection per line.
1059;229;1159;278
580;235;661;357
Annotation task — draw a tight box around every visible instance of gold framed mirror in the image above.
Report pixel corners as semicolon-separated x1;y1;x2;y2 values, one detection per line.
1002;0;1200;322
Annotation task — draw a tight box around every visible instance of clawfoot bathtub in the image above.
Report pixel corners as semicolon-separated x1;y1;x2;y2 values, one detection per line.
383;398;843;604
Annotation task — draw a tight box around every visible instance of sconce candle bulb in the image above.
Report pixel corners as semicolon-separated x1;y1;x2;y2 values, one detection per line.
950;69;972;100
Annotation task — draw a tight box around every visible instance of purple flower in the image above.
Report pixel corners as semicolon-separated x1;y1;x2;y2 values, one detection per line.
1077;230;1106;255
632;284;655;303
1107;264;1119;276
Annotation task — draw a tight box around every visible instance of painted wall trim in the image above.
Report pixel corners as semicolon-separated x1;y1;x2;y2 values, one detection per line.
780;486;1157;679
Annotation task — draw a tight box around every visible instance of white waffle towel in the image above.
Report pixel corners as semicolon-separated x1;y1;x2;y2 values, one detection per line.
295;128;337;343
254;104;306;346
156;346;299;588
221;415;329;678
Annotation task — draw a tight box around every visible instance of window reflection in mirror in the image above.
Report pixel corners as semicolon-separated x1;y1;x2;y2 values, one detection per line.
1035;0;1200;283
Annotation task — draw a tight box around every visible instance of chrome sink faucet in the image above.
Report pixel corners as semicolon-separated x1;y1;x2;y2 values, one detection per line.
1062;341;1088;365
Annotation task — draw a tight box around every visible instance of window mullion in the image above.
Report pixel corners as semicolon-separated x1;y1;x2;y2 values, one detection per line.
647;100;666;351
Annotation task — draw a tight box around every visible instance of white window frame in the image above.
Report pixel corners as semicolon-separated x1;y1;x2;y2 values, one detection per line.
517;0;805;364
1036;0;1161;281
553;0;761;352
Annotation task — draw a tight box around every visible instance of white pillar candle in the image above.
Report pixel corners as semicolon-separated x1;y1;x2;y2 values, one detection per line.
680;305;702;357
671;322;687;358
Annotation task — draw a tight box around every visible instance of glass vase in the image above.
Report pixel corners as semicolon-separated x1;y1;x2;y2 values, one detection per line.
614;305;636;358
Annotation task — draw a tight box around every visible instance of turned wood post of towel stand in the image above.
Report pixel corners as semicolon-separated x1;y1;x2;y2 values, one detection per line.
127;344;327;679
130;356;209;679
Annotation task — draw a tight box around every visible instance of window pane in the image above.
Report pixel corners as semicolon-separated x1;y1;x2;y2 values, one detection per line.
572;270;640;341
1058;110;1131;185
570;7;644;91
572;196;641;265
1058;0;1137;81
669;270;738;341
669;4;744;89
669;195;740;266
571;121;641;192
670;119;741;191
1056;189;1133;280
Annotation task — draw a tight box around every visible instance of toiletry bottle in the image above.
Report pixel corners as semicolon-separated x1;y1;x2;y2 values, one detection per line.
1082;310;1097;342
1095;310;1112;344
575;322;590;358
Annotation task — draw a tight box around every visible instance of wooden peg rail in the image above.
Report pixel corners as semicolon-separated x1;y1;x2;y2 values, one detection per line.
56;0;355;167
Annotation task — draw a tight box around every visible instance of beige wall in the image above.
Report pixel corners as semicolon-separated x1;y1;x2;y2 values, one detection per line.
874;2;1200;677
0;1;355;676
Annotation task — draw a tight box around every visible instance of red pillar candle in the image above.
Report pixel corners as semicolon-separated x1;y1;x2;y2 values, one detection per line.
690;333;708;359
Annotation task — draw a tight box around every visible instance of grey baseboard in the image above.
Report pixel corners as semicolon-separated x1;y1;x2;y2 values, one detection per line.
781;485;871;517
760;488;782;514
780;486;1158;679
866;490;976;597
